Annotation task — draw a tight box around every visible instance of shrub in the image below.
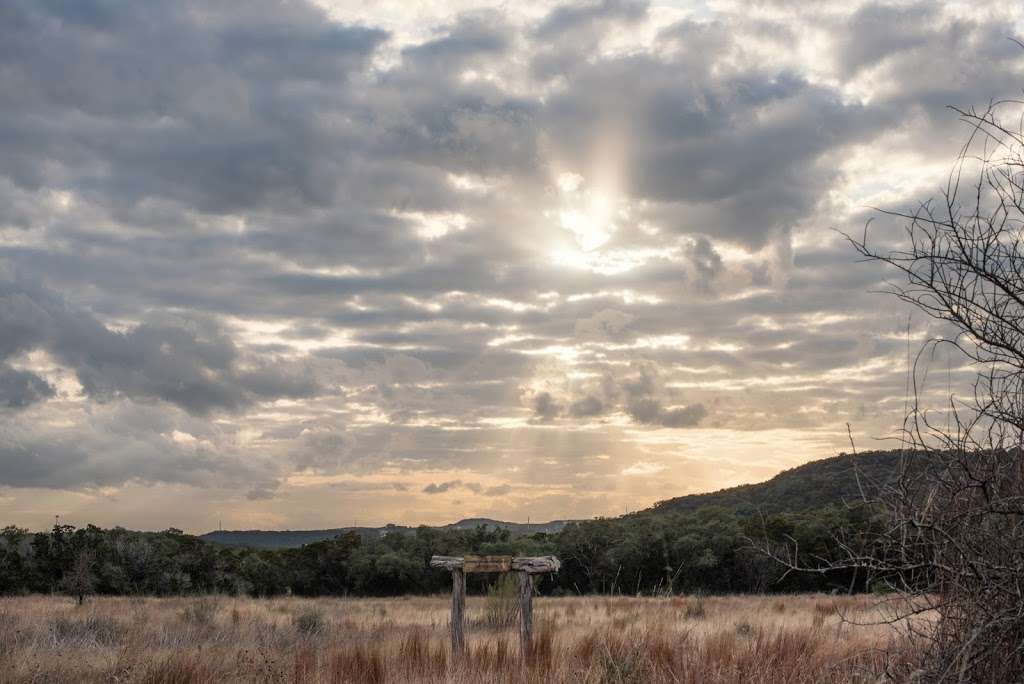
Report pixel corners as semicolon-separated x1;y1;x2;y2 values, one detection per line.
294;608;325;636
482;573;519;629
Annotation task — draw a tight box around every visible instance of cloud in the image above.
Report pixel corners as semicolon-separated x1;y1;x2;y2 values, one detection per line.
0;278;327;415
687;237;724;288
0;0;1020;527
0;402;275;490
627;398;707;428
534;0;648;39
531;392;562;423
423;480;463;494
0;366;54;410
422;480;510;496
569;395;605;418
331;480;409;493
291;424;355;472
574;309;635;340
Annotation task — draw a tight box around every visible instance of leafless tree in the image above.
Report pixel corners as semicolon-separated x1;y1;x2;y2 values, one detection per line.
62;549;96;606
762;100;1024;682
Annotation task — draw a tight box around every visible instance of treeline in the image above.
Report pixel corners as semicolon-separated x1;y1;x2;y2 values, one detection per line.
0;505;877;598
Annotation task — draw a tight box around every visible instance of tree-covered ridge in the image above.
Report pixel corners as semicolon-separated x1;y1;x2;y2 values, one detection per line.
198;451;901;551
201;519;571;549
647;450;902;516
0;451;896;598
0;505;873;599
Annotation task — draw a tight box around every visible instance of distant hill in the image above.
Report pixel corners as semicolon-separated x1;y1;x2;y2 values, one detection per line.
200;517;571;549
646;450;905;516
201;451;906;549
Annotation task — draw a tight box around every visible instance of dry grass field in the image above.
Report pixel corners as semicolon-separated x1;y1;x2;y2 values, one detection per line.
0;593;916;683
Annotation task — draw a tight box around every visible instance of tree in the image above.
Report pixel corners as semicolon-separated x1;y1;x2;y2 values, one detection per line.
848;100;1024;681
62;549;96;605
767;100;1024;682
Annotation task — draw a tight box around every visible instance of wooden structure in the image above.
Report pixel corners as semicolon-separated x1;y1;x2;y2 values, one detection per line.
430;554;560;659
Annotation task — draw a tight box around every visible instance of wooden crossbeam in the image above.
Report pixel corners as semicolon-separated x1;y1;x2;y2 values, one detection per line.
464;555;512;572
511;556;560;573
429;555;560;574
429;554;560;660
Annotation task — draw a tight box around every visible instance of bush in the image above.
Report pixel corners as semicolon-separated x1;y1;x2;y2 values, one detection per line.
482;573;519;629
294;608;325;636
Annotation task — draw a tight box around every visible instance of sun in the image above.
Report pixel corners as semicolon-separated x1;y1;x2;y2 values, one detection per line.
559;197;614;252
553;172;617;252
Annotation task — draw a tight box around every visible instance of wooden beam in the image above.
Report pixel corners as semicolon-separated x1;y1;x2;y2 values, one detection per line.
511;555;561;574
451;568;465;658
430;555;560;574
429;555;463;571
463;555;512;572
517;570;533;659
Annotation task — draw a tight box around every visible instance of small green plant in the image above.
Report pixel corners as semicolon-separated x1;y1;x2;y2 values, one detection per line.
294;608;325;636
482;573;519;629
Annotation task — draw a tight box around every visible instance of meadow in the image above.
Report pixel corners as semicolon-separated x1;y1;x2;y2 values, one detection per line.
0;593;917;683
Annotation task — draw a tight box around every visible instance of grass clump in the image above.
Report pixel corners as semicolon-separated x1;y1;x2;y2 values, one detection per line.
482;573;519;629
294;607;325;636
683;599;706;620
49;613;126;647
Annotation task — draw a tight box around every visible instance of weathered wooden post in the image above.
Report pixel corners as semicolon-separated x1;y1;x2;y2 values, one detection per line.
511;555;560;659
431;554;560;661
451;566;465;656
516;569;533;656
430;555;467;657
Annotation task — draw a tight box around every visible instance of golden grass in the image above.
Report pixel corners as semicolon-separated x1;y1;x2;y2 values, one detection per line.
0;593;913;682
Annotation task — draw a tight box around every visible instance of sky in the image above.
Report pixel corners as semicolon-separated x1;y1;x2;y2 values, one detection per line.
1;0;1023;532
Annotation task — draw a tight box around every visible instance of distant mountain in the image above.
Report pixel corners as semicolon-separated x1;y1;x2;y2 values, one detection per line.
200;518;572;549
645;450;905;516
